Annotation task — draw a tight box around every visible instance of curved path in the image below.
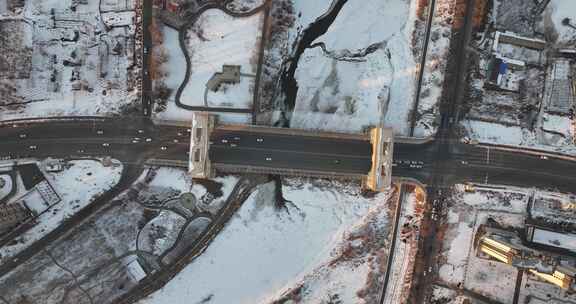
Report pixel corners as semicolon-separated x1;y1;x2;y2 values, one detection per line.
173;0;269;113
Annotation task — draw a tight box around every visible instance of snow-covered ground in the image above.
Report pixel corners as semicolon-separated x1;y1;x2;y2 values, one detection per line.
290;0;418;135
0;174;12;201
138;210;187;256
0;159;123;263
141;179;392;304
180;9;263;109
545;0;576;45
226;0;265;13
413;0;454;137
158;26;186;106
0;0;139;120
462;119;576;154
383;187;425;304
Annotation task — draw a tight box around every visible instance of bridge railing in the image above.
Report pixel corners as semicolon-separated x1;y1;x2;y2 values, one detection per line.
213;163;365;180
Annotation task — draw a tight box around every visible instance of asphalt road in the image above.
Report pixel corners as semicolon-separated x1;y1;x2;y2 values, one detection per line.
1;120;576;192
210;130;373;174
0;120;373;175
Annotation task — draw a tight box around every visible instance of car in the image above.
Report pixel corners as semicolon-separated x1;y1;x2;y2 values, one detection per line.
132;139;139;143
221;139;228;143
333;160;340;164
138;129;144;134
133;137;140;141
187;129;191;133
29;145;37;150
77;149;85;153
257;138;263;142
540;155;549;160
160;146;167;151
173;139;179;143
177;132;183;136
19;134;27;138
265;157;272;161
145;138;152;142
96;130;104;135
102;143;110;147
461;160;468;165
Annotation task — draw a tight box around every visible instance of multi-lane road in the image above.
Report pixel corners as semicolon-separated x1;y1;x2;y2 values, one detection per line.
1;118;575;193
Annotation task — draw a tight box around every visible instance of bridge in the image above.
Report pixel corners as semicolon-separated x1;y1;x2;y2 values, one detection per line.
187;113;394;191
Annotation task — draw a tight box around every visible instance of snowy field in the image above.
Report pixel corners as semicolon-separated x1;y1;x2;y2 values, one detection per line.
545;0;576;45
141;179;392;304
179;9;263;109
158;26;186;107
0;0;139;120
462;118;576;155
290;0;418;135
414;12;452;137
0;159;123;263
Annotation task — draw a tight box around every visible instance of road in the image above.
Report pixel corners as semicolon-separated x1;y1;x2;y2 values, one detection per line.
1;119;575;191
1;117;576;302
210;130;372;174
142;0;152;116
407;0;477;301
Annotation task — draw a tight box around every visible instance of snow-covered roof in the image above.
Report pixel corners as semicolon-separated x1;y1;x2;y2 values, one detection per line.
102;11;135;28
531;227;576;253
126;257;147;282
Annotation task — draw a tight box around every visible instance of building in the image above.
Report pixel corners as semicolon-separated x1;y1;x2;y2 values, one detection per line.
492;31;546;52
476;225;576;290
206;65;241;92
477;226;525;264
486;55;526;88
529;265;576;290
0;203;31;234
526;225;576;254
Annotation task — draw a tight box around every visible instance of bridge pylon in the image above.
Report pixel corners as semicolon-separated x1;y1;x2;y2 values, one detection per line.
188;112;215;179
363;126;394;191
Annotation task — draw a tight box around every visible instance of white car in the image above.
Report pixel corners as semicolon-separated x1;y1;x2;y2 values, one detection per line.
221;139;228;143
265;157;272;161
540;155;549;160
97;130;104;135
145;138;152;142
173;139;179;143
19;134;27;138
257;138;263;142
29;145;37;150
102;143;110;147
160;146;167;151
